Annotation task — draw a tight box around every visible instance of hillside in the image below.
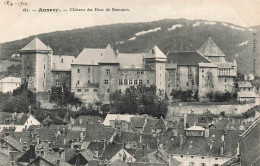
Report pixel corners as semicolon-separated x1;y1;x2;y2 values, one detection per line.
0;19;259;76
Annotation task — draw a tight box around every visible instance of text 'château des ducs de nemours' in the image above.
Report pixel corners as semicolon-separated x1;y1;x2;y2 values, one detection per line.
38;8;130;12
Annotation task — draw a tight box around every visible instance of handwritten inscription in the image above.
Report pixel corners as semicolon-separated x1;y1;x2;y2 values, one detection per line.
3;0;28;7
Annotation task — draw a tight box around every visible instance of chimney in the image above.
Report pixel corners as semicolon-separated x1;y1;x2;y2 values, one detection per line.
70;117;74;125
63;138;66;145
29;143;36;162
103;141;106;152
204;128;209;138
40;146;45;158
184;114;187;129
180;135;183;147
19;137;22;144
79;119;82;125
209;140;214;150
95;148;99;158
236;142;240;155
220;134;225;155
193;121;196;126
139;135;143;143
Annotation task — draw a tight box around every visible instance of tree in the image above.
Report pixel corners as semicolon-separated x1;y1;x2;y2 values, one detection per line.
109;85;168;118
2;83;36;113
50;83;82;108
170;89;193;102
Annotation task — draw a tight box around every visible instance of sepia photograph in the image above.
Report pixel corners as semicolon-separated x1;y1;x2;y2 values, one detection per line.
0;0;260;165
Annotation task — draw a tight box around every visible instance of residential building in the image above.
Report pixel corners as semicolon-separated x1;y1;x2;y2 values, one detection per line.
0;76;21;93
0;112;41;132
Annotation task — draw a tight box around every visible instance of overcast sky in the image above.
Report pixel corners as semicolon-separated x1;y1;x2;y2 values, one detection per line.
0;0;260;43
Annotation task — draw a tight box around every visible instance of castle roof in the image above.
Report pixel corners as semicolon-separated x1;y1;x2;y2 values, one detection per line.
99;44;119;64
167;51;211;66
20;37;52;51
73;48;104;65
117;53;145;69
198;36;225;57
214;62;233;69
145;45;167;59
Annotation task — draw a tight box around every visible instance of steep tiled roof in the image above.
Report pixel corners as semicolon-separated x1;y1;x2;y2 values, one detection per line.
74;115;103;126
130;117;146;128
155;118;166;130
186;114;199;128
126;148;156;162
0;112;29;125
145;45;167;59
0;77;21;83
9;131;31;145
51;55;75;71
85;124;116;142
66;130;81;141
20;37;52;51
214;62;233;69
35;127;60;142
99;44;119;64
143;118;158;134
198;36;225;57
198;63;217;68
101;143;123;160
0;151;11;166
164;129;243;158
114;131;157;149
167;51;211;66
86;141;105;156
73;48;104;65
117;53;145;69
2;135;23;152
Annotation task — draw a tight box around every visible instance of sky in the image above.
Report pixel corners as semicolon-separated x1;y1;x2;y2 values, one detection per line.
0;0;260;43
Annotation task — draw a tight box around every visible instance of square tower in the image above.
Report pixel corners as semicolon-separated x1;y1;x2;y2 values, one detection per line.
20;37;53;92
144;46;167;93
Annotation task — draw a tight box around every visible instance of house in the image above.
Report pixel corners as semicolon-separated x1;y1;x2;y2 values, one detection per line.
0;134;24;165
73;115;103;126
101;143;136;163
237;91;260;104
158;126;244;166
0;112;41;132
0;76;21;93
17;143;61;166
238;81;254;92
66;149;100;166
85;123;117;143
103;114;135;127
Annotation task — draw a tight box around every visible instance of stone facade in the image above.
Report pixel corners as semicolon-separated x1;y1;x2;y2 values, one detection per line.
20;38;52;92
